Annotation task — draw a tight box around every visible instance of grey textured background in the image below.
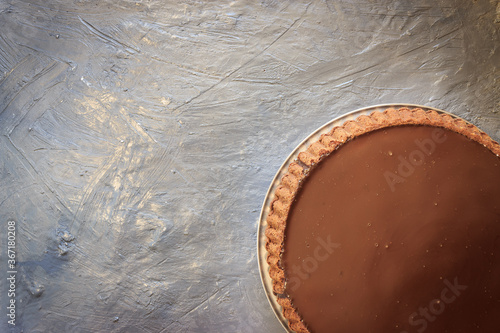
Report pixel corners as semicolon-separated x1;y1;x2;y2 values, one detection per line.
0;0;499;332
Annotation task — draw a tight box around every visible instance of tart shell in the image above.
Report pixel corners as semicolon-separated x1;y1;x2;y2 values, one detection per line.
264;107;500;333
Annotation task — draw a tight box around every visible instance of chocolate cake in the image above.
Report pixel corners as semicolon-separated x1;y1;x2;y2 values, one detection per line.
265;107;500;332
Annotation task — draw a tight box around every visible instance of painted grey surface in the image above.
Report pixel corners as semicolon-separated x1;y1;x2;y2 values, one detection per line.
0;0;498;332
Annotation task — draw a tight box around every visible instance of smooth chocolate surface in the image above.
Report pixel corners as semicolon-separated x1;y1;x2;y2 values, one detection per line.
282;125;500;332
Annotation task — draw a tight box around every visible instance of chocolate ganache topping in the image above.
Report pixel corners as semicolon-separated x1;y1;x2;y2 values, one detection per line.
282;125;500;332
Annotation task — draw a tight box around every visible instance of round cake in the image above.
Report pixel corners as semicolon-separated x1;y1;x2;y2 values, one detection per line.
265;107;500;333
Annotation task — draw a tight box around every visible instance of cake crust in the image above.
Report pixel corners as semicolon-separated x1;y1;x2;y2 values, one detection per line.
264;107;500;333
